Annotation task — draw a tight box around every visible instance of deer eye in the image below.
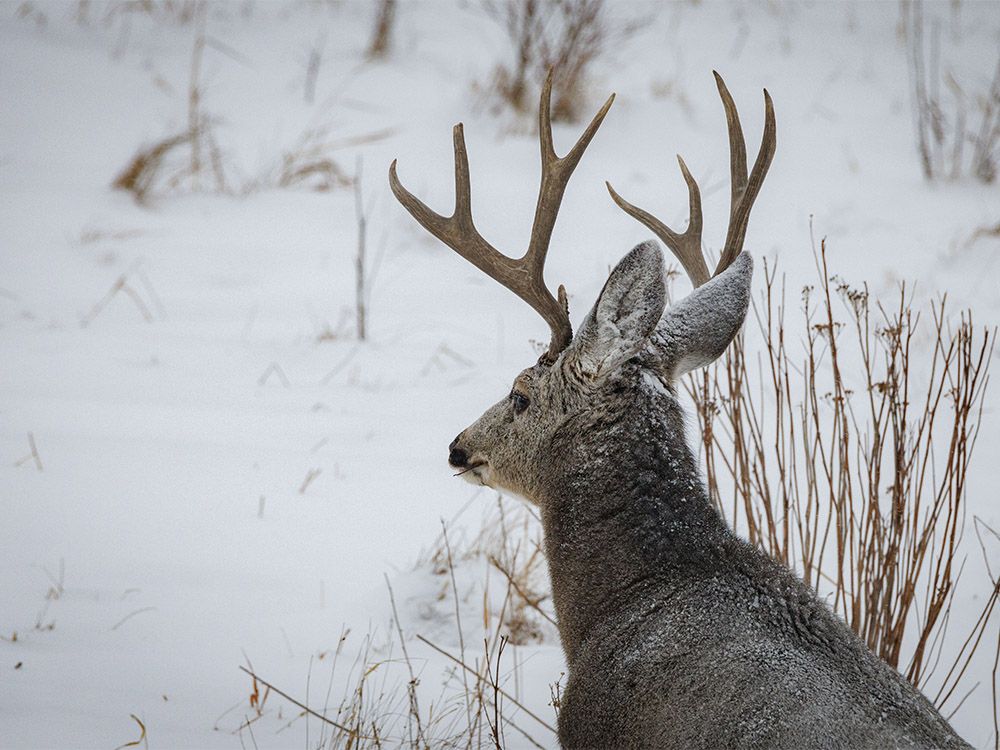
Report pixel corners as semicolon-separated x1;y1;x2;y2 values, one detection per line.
510;392;530;414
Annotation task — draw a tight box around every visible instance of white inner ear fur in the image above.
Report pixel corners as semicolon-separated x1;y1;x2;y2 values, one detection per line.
572;241;667;379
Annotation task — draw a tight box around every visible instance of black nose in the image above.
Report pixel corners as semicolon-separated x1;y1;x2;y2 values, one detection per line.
448;436;468;468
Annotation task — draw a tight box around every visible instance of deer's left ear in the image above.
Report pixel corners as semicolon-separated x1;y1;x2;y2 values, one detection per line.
565;240;666;380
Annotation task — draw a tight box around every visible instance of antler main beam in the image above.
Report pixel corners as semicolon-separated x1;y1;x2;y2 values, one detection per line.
389;72;614;362
607;71;776;287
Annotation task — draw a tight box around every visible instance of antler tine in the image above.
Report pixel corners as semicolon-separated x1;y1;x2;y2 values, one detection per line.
606;155;710;287
529;70;616;276
607;73;775;288
389;124;508;283
714;72;777;275
390;71;614;363
714;71;748;211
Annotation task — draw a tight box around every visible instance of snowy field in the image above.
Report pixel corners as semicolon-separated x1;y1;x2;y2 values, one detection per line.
2;1;999;748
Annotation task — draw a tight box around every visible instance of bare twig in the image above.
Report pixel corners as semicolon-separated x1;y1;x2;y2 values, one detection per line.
298;467;322;495
14;432;44;471
237;666;363;737
415;634;557;735
384;574;426;746
113;714;147;750
366;0;396;60
304;34;325;103
257;362;290;388
111;607;157;631
81;275;154;327
355;156;368;342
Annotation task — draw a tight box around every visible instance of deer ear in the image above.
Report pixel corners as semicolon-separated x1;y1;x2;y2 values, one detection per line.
653;251;753;380
566;240;666;380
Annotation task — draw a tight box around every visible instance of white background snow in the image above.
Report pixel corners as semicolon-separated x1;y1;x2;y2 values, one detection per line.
1;1;998;748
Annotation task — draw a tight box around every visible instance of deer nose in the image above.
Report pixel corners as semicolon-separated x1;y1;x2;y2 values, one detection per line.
448;436;468;468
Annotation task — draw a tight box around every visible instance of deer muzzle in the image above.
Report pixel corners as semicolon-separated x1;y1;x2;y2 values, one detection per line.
448;435;469;468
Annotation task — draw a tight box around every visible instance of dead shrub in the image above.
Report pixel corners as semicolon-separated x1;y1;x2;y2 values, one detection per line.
112;3;229;203
685;237;998;725
483;0;642;122
903;0;1000;182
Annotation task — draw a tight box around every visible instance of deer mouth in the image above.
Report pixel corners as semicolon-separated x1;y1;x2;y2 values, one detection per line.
454;460;489;486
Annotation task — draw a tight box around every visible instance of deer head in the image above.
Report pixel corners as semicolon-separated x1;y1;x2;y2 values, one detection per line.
389;72;775;505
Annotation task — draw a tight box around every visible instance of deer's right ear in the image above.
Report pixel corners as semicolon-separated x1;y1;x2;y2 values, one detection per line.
565;240;666;380
653;251;753;381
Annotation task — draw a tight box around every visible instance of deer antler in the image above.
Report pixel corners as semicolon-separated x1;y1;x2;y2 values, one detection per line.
389;71;615;363
607;71;776;287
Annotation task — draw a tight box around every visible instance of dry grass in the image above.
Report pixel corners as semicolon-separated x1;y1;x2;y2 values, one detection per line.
420;497;555;647
112;713;148;750
274;127;354;193
234;504;557;749
112;132;195;204
111;6;393;205
114;118;393;204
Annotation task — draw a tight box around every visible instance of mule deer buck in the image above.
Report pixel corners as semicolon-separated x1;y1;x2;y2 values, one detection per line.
389;73;970;749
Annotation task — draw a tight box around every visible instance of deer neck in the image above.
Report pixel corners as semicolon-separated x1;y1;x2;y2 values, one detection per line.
537;375;731;664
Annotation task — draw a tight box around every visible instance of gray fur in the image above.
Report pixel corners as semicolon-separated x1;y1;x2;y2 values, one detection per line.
651;250;753;380
450;241;970;750
571;239;666;381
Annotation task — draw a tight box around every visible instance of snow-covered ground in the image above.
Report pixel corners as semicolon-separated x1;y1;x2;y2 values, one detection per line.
1;1;998;748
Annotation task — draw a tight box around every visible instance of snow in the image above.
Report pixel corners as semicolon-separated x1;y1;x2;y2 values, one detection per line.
1;1;998;748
